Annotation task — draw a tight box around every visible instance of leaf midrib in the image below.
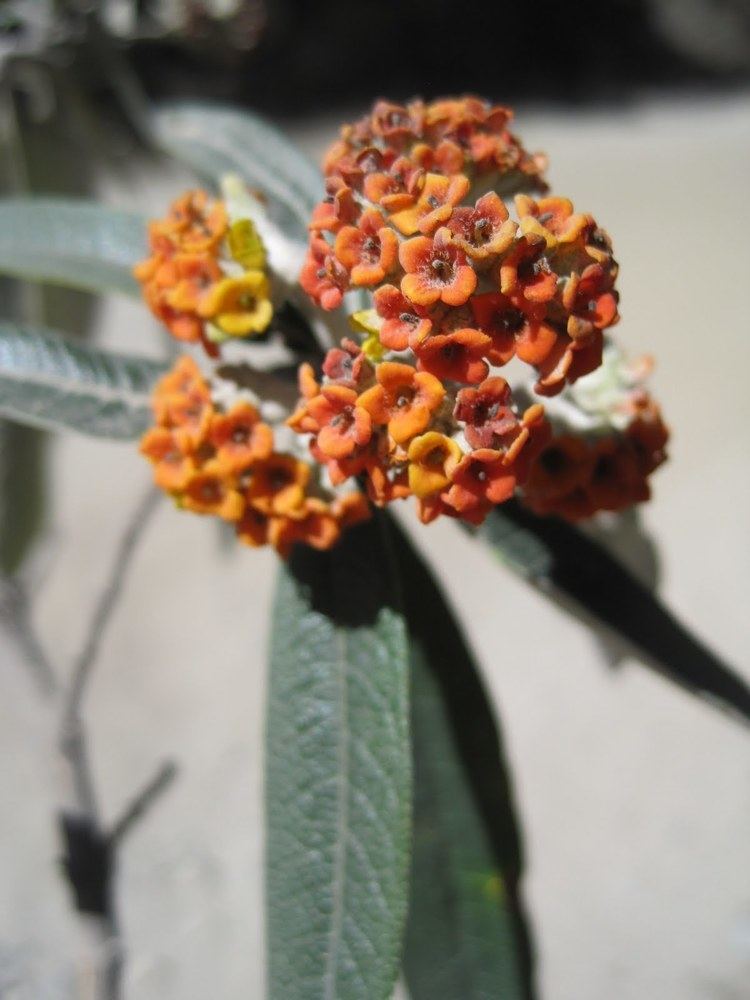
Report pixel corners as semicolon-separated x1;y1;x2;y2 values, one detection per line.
323;624;350;999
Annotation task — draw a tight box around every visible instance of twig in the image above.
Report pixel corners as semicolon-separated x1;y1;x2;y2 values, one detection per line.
0;574;57;694
62;485;160;736
56;483;162;1000
110;760;178;844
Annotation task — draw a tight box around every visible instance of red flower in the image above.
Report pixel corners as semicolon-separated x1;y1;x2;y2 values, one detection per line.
415;328;490;384
470;292;557;366
300;235;349;310
363;156;424;212
389;172;470;236
334;209;399;286
358;361;445;445
305;385;372;459
322;337;372;387
373;285;433;351
454;377;518;449
400;228;477;307
499;236;557;304
562;264;619;340
444;448;517;514
448;192;517;261
308;182;360;233
515;194;590;247
534;332;603;396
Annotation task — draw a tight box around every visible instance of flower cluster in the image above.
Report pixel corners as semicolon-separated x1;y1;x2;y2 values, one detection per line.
301;95;619;398
134;190;273;356
521;393;668;520
134;98;669;557
518;347;669;520
287;338;551;526
140;356;370;556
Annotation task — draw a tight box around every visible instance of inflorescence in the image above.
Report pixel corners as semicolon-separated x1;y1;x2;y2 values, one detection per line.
135;97;669;556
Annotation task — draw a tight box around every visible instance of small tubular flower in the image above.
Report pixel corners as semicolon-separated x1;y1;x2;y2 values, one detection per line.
200;271;273;337
135;185;273;353
415;328;491;384
389;172;471;235
399;229;477;307
448;192;517;261
334;209;399;286
181;466;245;521
208;402;274;473
300;234;349;310
304;385;372;459
358;361;445;444
373;285;432;350
407;432;462;498
445;449;518;513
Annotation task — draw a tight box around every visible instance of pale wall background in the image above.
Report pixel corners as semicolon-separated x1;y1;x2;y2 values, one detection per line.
0;95;749;999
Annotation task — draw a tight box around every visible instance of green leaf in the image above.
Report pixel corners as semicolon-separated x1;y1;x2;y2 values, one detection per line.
0;420;45;574
479;502;750;724
0;320;167;439
152;102;322;242
266;516;411;1000
0;198;146;297
389;518;534;1000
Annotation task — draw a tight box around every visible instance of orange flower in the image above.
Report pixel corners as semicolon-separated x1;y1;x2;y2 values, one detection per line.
299;235;348;311
407;432;463;498
208;403;274;473
400;228;477;307
373;285;433;351
159;253;222;314
298;362;320;400
534;332;603;397
322;338;372;387
140;427;195;491
334;209;399;286
415;328;490;384
270;499;341;558
499;236;557;304
363;155;422;212
305;385;372;459
562;264;619;340
389;172;470;235
515;195;590;248
444;448;518;514
153;355;206;399
521;434;593;510
245;454;311;515
365;459;411;506
358;361;444;445
236;505;273;548
309;183;360;233
181;465;245;521
331;491;372;529
448;192;517;260
470;292;557;366
453;377;518;449
152;190;228;254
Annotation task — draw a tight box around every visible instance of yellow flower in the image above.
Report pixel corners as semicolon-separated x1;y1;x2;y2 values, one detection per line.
227;219;266;270
349;309;385;362
200;270;273;338
407;432;463;498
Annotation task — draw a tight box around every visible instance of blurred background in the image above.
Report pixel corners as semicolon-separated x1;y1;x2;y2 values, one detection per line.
1;2;749;998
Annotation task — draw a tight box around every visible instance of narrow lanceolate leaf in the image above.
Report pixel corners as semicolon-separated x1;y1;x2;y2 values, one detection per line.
390;519;534;1000
479;502;750;725
0;321;166;439
0;199;146;297
267;517;411;1000
152;102;321;242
